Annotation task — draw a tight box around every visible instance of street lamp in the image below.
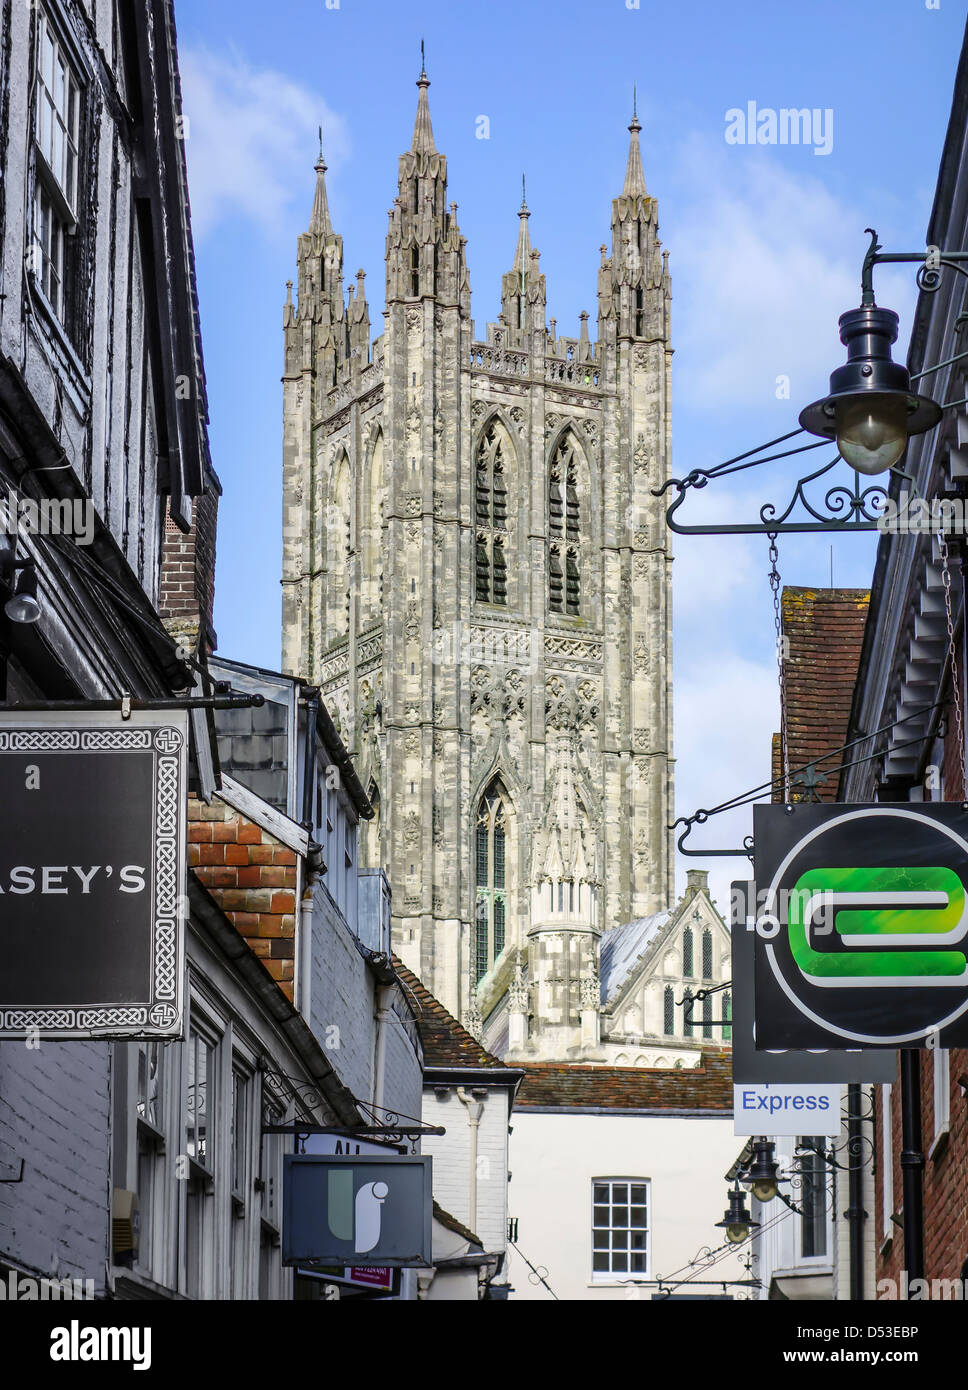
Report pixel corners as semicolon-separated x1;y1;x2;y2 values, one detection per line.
716;1184;759;1245
743;1137;781;1204
798;304;942;475
0;554;41;625
655;229;968;535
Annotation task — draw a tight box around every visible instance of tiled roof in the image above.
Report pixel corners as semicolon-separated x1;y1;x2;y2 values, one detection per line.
433;1201;482;1248
391;956;508;1070
599;910;672;1005
773;587;870;801
514;1050;732;1111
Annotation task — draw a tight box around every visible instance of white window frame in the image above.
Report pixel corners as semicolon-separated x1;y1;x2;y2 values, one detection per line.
132;1039;176;1289
931;1050;950;1156
29;5;83;324
591;1177;650;1283
181;999;224;1300
881;1083;894;1243
795;1137;830;1263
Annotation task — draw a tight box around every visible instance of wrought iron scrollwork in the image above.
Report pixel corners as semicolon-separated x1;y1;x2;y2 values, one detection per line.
259;1066;445;1151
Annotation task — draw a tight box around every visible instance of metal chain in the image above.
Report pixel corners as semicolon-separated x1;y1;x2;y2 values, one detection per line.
939;530;966;796
768;533;790;798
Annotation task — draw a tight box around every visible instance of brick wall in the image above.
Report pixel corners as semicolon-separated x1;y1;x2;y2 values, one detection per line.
875;1050;968;1289
0;1042;110;1292
421;1088;511;1256
188;796;297;999
873;656;968;1292
159;486;219;654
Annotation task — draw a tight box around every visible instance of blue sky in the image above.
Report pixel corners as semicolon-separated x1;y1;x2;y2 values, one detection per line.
175;0;968;903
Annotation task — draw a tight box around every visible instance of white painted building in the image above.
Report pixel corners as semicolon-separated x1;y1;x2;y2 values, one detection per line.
394;959;522;1299
505;1053;746;1300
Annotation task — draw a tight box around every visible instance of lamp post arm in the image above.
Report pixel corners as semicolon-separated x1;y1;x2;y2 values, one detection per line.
862;227;968;306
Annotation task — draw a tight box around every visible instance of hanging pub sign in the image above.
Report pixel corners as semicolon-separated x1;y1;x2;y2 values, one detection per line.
753;803;968;1049
282;1155;433;1268
730;882;894;1083
0;709;188;1041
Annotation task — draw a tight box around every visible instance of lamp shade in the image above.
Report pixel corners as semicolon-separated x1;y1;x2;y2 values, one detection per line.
799;306;942;475
4;564;40;625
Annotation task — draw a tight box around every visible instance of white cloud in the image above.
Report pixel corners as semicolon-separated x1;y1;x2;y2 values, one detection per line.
665;136;916;417
178;48;349;241
674;651;779;913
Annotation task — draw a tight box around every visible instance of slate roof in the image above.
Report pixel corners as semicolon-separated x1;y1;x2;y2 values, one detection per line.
514;1050;732;1111
391;956;508;1070
772;587;870;801
599;910;672;1005
432;1201;482;1248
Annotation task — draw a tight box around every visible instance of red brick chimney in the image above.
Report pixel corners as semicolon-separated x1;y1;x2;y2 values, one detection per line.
159;482;221;658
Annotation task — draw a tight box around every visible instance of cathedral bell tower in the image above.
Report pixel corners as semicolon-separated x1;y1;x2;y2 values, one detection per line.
281;75;675;1041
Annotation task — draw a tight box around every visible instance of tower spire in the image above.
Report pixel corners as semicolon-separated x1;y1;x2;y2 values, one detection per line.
411;44;436;153
623;93;647;199
309;127;332;235
513;172;532;271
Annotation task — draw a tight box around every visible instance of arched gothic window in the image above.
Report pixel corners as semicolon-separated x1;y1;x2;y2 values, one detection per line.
722;991;732;1043
682;926;694;978
702;993;713;1039
410;243;420;296
475;782;508;982
634;286;645;337
702;928;713;980
361;432;385;626
549;439;580;615
682;988;694;1039
663;985;675;1037
475;425;508;605
328;455;351;641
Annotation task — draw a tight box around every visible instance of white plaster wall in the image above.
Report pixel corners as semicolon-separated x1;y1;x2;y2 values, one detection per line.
421;1087;510;1259
506;1111;746;1301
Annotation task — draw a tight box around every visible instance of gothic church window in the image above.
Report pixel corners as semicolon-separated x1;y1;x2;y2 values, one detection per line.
682;988;694;1039
329;454;351;639
702;928;713;979
722;991;732;1042
663;985;674;1037
682;926;694;978
549;438;580;615
475;781;508;982
475;424;508;606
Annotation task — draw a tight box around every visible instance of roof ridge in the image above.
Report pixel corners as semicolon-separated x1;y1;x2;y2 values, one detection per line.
391;954;508;1069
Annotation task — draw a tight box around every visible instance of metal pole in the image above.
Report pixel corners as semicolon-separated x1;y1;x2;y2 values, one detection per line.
899;1050;925;1290
846;1082;865;1301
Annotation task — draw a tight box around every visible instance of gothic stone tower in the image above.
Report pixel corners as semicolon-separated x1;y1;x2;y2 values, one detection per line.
281;71;674;1049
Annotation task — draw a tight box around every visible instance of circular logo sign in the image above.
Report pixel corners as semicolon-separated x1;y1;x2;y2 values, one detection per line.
758;806;968;1046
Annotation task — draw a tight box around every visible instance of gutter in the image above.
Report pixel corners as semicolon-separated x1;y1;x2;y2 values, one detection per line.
424;1066;525;1093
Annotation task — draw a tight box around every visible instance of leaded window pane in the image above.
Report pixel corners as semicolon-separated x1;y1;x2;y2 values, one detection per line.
475;426;508;606
702;928;713;978
476;823;488;886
